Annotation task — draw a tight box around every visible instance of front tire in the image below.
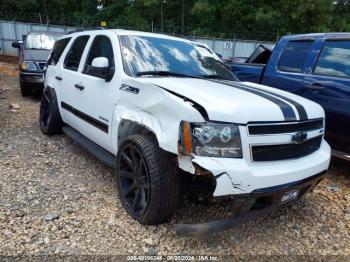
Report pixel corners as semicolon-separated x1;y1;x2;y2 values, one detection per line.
116;135;180;225
39;87;63;135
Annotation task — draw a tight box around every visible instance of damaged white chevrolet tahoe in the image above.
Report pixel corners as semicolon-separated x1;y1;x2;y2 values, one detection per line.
40;29;331;233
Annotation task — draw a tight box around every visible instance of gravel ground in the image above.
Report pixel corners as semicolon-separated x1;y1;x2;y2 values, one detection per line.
0;66;349;258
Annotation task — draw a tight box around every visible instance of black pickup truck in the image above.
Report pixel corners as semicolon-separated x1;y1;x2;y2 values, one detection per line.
228;33;350;160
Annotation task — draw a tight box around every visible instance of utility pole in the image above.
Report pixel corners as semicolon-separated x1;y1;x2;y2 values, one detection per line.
160;0;166;32
42;0;49;25
39;12;42;26
181;0;185;35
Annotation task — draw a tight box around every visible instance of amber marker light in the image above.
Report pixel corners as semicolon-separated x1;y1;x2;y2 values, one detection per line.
181;121;193;155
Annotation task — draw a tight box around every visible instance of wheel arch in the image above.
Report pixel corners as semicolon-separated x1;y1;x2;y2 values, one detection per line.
117;119;158;147
44;84;64;120
39;84;63;135
111;104;173;155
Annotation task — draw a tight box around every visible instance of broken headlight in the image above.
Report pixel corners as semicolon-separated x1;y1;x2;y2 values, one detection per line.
179;122;242;158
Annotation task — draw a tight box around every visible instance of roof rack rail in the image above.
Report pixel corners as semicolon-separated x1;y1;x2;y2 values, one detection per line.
66;27;106;35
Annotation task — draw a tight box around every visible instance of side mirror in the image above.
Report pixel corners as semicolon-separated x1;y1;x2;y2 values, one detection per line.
12;40;23;49
92;57;109;68
89;57;114;81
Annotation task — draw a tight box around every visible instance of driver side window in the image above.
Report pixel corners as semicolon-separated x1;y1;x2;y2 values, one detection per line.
83;35;114;76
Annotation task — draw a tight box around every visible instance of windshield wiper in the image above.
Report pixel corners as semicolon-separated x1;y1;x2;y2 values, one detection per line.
200;74;234;81
136;71;236;81
26;48;49;50
136;71;202;79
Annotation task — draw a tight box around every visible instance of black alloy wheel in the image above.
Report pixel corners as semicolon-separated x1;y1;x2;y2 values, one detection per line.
116;135;180;225
39;88;63;135
40;89;52;128
117;143;151;217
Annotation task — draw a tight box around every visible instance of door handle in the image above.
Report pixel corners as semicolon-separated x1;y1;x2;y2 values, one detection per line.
305;83;325;92
74;84;85;91
55;76;62;81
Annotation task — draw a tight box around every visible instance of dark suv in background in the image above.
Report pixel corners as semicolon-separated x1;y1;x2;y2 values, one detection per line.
12;30;63;96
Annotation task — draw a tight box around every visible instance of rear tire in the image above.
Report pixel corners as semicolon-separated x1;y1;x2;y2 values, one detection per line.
20;79;31;97
39;87;63;135
116;134;180;225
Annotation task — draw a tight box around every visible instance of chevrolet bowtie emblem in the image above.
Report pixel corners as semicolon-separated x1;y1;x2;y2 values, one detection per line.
291;131;308;144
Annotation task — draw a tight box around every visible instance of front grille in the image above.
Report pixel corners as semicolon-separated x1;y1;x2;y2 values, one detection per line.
251;135;322;161
37;62;46;70
248;119;323;135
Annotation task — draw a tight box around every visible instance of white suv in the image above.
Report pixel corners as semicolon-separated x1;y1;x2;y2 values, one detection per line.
40;29;331;233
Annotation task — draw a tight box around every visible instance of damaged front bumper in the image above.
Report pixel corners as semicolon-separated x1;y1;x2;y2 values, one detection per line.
191;140;331;196
174;139;330;235
175;171;325;236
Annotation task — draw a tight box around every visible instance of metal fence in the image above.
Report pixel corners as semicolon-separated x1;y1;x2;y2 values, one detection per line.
0;20;275;59
190;37;275;59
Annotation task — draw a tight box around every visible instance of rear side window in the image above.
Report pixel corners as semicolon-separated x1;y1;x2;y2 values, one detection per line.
84;35;115;74
64;35;90;71
278;41;313;73
48;37;71;66
314;40;350;78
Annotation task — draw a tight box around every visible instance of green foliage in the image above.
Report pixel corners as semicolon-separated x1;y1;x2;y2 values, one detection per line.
0;0;349;39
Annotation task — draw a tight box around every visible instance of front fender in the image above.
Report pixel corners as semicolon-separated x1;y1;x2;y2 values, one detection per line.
110;80;207;168
111;104;166;155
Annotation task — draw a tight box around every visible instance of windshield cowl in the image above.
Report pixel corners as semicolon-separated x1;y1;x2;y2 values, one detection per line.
136;70;236;81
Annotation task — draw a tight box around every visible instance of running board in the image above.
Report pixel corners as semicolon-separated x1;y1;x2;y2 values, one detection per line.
332;150;350;162
62;126;116;168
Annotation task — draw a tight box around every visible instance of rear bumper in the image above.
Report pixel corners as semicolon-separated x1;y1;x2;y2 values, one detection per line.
175;171;325;236
20;71;44;84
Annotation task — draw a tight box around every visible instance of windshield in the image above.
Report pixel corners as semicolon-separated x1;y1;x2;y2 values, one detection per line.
25;33;61;50
119;35;235;80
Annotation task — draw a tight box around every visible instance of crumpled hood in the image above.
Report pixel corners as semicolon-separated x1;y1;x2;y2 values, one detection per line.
142;77;324;124
22;49;50;62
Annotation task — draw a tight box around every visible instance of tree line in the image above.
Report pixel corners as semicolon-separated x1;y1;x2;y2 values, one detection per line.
1;0;350;40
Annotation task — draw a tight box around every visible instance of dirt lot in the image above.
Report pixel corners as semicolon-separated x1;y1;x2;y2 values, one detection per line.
0;62;349;258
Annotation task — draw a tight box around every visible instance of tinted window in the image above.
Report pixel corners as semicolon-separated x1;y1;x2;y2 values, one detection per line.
278;41;313;73
64;35;90;71
84;35;114;75
48;37;71;66
119;35;235;80
314;41;350;78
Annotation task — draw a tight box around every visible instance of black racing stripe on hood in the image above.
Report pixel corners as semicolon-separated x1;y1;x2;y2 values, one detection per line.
210;79;297;121
224;80;308;121
156;85;209;121
255;88;308;120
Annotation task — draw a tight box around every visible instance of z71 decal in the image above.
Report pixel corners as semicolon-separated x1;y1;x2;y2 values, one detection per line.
120;84;139;94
